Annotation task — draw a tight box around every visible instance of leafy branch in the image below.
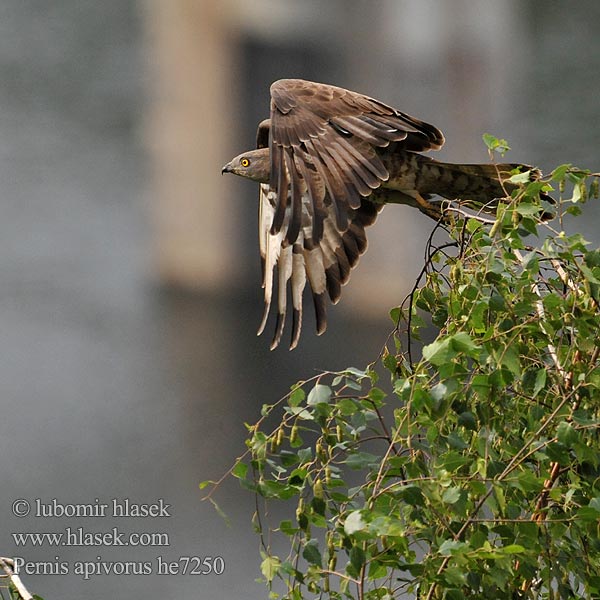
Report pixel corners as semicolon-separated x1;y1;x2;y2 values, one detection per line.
204;139;600;599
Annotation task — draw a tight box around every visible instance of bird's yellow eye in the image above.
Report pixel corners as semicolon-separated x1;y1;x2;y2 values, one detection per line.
240;158;250;167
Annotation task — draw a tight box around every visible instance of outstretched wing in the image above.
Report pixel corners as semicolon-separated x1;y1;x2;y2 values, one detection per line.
267;78;444;246
258;173;382;350
256;79;443;349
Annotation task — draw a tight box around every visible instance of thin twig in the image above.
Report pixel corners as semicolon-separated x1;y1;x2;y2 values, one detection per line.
444;206;497;224
514;248;567;379
0;557;34;600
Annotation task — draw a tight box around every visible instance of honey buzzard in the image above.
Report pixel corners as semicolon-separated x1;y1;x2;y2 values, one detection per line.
222;79;549;350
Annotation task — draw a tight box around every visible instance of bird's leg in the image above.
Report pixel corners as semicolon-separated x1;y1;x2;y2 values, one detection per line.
371;189;450;224
413;192;445;223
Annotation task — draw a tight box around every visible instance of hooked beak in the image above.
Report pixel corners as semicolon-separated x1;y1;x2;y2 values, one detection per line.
221;162;232;175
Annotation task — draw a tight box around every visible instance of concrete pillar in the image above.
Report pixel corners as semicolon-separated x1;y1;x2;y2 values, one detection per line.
141;0;240;290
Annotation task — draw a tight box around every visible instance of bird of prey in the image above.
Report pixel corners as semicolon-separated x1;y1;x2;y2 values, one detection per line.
222;79;549;350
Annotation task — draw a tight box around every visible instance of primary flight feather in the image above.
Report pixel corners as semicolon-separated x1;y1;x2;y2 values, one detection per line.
222;79;551;350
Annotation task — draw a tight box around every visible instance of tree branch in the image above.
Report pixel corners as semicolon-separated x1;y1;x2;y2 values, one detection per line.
0;557;34;600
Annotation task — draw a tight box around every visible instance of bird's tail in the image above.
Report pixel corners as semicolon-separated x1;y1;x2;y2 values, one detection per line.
416;157;554;217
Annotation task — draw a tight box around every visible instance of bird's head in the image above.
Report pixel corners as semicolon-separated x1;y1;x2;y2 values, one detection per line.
221;148;270;183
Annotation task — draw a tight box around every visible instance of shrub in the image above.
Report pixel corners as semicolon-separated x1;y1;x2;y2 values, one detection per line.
206;139;600;599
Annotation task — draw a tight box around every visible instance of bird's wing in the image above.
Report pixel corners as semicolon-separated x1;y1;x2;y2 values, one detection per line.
257;175;382;350
256;79;441;349
268;78;444;246
256;118;270;149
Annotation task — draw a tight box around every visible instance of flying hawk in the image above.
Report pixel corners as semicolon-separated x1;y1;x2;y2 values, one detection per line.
222;79;549;350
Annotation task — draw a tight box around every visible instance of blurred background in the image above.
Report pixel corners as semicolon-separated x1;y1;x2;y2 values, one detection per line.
0;1;598;598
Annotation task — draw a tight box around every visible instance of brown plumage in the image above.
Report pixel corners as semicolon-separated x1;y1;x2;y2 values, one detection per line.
222;79;551;350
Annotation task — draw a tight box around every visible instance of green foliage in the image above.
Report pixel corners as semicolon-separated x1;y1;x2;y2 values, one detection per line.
483;133;511;157
0;582;44;600
207;146;600;599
